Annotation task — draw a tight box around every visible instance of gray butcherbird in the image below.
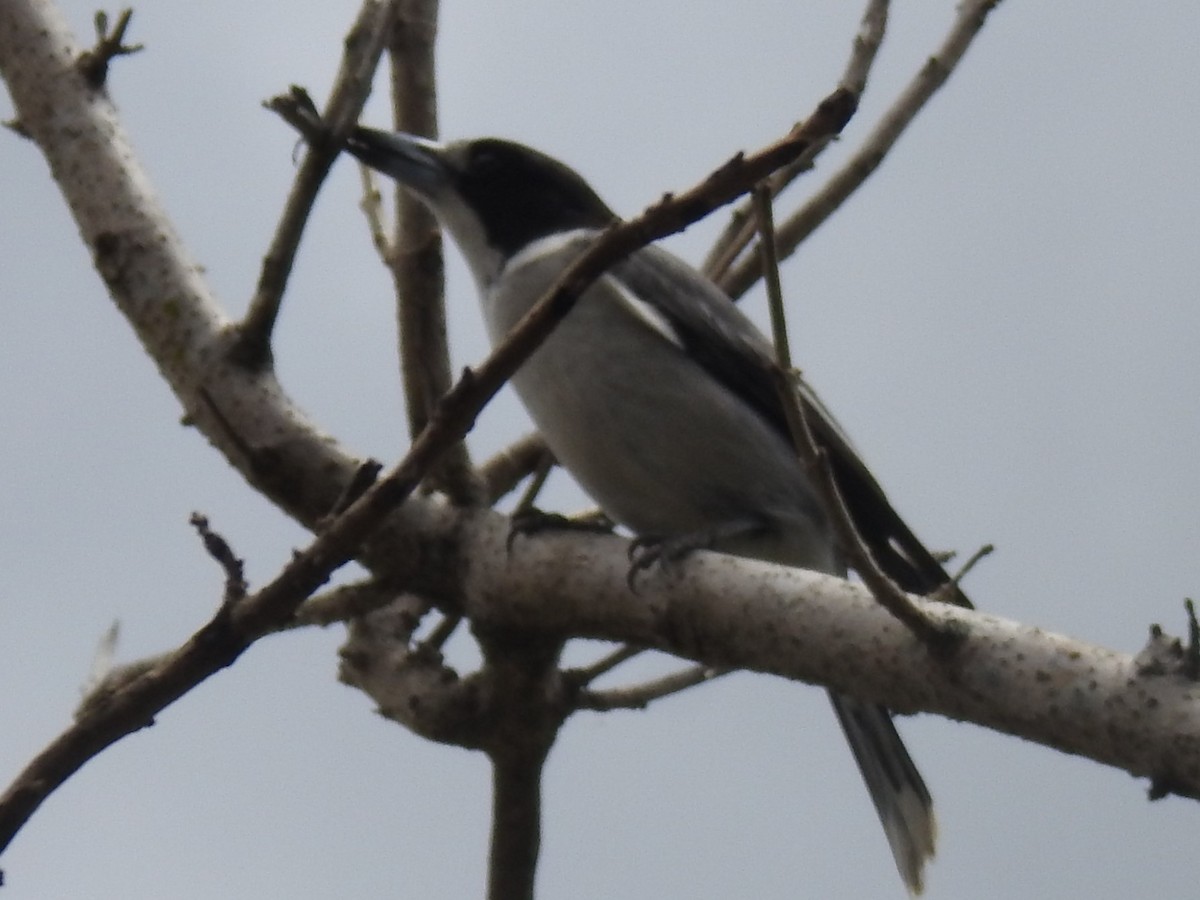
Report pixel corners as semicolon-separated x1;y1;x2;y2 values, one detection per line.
345;128;961;894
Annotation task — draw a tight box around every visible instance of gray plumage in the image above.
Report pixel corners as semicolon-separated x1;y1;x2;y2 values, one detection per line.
345;128;955;894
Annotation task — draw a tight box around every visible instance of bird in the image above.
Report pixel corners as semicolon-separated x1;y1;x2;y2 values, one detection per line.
343;127;962;894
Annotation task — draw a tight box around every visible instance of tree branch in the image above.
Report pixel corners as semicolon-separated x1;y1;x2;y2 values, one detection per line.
76;8;142;88
388;0;443;426
478;432;552;504
578;665;728;712
718;0;1004;301
386;0;482;502
289;578;407;629
565;643;645;686
339;598;486;746
488;747;549;900
455;513;1200;798
475;629;565;900
0;412;446;852
235;0;403;366
702;0;889;283
753;183;952;641
840;0;891;96
57;502;1200;815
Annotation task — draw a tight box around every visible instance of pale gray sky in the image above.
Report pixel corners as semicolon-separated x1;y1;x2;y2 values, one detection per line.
2;2;1199;897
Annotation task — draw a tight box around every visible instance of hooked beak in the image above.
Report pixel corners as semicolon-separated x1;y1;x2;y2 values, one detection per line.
344;128;449;196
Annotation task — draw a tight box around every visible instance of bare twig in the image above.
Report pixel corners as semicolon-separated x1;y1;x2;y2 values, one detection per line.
752;185;944;641
322;459;384;522
578;665;728;711
387;0;483;504
421;613;461;651
752;185;792;369
236;0;403;367
720;0;1005;300
79;621;121;700
775;366;947;642
566;644;645;686
479;433;551;504
840;0;890;95
702;0;889;283
289;579;406;628
701;137;830;285
189;513;247;607
358;165;391;259
0;401;433;851
946;543;993;592
77;9;143;88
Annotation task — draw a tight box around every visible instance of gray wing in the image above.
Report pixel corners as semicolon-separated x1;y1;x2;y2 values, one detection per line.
611;245;967;603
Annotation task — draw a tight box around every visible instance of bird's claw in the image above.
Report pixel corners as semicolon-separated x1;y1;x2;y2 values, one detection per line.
626;534;699;591
507;507;615;554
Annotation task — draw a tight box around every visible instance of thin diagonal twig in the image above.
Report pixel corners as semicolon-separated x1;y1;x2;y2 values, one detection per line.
578;665;729;711
566;644;645;686
720;0;1004;301
702;0;890;283
236;0;403;367
753;178;945;642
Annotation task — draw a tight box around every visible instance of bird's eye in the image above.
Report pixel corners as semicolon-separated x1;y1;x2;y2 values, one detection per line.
471;146;501;174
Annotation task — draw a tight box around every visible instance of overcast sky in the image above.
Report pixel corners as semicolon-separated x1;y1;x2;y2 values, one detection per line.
3;2;1199;898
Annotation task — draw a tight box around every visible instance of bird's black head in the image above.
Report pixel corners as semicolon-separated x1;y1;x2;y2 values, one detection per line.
346;129;619;282
445;138;619;257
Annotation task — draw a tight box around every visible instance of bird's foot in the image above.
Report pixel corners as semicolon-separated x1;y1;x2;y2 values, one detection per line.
626;518;772;591
506;507;616;554
627;530;719;590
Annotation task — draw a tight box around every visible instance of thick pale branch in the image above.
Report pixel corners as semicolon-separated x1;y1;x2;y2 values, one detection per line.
44;500;1200;816
0;0;369;534
457;513;1200;798
338;597;486;746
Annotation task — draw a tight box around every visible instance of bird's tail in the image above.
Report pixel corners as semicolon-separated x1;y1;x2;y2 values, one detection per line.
829;693;936;895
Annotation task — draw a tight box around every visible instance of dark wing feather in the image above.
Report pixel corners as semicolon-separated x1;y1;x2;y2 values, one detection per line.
612;246;969;606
